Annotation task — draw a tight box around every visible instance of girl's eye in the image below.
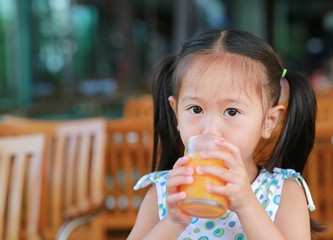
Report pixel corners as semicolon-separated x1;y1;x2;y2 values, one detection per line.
189;106;203;114
225;108;239;117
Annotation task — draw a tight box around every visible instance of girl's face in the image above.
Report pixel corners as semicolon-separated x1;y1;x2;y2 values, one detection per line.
169;56;284;163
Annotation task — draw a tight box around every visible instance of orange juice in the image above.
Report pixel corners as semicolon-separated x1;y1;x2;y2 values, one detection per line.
178;152;228;218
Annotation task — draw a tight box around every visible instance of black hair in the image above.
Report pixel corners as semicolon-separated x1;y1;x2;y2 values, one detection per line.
152;28;316;173
151;55;184;171
151;28;322;237
265;71;317;172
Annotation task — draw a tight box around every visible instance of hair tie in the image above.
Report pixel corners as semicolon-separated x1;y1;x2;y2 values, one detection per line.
281;69;287;78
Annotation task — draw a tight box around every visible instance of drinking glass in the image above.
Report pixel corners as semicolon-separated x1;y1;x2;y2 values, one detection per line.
178;135;228;218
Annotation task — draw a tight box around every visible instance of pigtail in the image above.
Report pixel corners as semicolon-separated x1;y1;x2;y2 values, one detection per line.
266;71;324;238
151;55;184;171
266;71;316;173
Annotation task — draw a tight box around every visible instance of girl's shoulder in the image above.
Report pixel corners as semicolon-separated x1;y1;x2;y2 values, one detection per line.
134;171;170;220
258;167;303;179
255;167;309;187
254;167;315;212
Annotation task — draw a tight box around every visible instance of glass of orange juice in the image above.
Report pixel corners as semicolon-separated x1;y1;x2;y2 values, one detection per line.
178;135;228;218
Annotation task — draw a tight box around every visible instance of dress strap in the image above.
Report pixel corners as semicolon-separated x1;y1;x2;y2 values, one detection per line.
273;168;315;211
133;171;169;190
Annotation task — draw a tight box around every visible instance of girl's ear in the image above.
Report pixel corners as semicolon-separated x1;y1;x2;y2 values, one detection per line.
261;104;285;139
168;96;178;118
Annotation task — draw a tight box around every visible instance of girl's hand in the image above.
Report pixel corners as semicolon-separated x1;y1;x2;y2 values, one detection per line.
196;139;256;214
164;156;194;228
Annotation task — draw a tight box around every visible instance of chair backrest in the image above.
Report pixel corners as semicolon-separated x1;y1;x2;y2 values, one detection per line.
316;96;333;123
0;123;38;136
1;116;107;239
123;96;153;119
50;118;107;220
304;120;333;238
0;134;45;240
106;118;153;230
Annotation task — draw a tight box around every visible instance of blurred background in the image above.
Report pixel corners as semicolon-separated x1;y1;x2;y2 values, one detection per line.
0;0;332;119
1;1;333;240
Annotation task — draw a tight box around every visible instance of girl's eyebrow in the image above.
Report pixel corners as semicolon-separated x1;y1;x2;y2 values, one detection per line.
181;95;202;102
181;95;245;104
218;98;245;105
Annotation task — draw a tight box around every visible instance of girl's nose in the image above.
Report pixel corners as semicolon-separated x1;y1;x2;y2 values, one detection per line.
201;115;223;137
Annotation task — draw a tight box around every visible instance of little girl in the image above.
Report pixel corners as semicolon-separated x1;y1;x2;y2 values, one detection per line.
127;28;319;239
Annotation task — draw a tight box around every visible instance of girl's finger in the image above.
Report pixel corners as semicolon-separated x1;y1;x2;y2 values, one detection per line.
173;155;190;169
196;164;234;182
166;175;194;192
205;184;229;197
168;165;194;179
199;150;239;170
214;138;243;165
166;191;187;208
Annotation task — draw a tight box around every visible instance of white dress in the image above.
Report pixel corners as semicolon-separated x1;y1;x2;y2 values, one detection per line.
134;167;315;240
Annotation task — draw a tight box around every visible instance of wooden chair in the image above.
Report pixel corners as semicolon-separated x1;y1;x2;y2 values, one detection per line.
316;95;333;123
0;123;35;136
304;120;333;240
0;134;45;240
1;115;108;240
100;118;153;237
123;95;153;119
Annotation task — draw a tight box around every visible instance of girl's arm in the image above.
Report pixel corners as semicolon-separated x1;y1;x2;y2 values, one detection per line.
127;186;186;240
237;180;311;240
127;186;160;240
274;179;311;238
236;179;310;240
127;156;193;240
